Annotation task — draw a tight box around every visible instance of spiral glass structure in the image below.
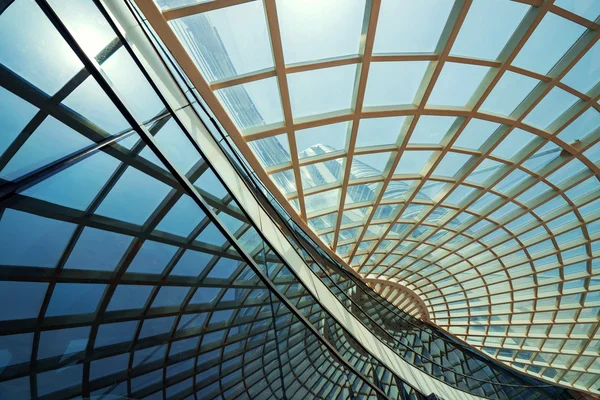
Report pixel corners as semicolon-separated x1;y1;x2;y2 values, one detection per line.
0;0;599;399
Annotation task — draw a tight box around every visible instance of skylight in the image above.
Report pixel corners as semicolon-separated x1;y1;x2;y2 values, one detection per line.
102;0;600;392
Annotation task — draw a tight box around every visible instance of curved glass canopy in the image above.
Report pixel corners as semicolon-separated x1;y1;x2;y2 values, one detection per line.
145;0;600;393
1;1;426;399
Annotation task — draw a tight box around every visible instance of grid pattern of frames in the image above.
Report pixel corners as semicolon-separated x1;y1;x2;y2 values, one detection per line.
141;0;600;393
0;1;433;399
135;1;599;396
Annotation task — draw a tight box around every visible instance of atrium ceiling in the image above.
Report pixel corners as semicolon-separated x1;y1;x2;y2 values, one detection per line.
139;0;600;392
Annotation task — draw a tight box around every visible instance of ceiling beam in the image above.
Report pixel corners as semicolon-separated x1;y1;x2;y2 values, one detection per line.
332;0;382;250
263;0;307;218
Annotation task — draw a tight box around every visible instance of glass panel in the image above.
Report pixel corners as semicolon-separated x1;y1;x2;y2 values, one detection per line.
49;0;116;59
206;258;239;279
0;116;94;182
0;377;29;398
38;326;89;359
300;158;344;189
428;63;490;107
276;0;365;64
169;337;198;357
215;77;284;132
152;119;203;174
451;0;529;60
364;62;428;107
95;166;172;225
195;169;229;199
355;117;406;148
37;364;82;396
445;185;477;206
189;288;219;304
295;122;348;158
196;223;227;246
248;135;291;168
270;169;296;195
45;283;106;316
150;287;190;309
155;0;211;11
0;86;38;157
558;108;600;143
102;47;164;123
492;128;535;159
95;321;138;347
132;357;163;377
561;41;600;94
170;249;212;277
466;158;502;184
524;87;578;129
0;209;75;268
126;240;177;275
409;116;456;144
417;181;446;201
453;118;499;150
394;151;434;174
522;142;560;172
107;285;153;311
305;188;340;214
139;316;177;338
308;212;337;231
351;153;391;178
64;227;132;272
494;169;529;194
512;13;586;75
374;0;454;53
481;71;540;116
171;0;273;81
0;333;32;373
91;353;129;379
0;281;48;321
61;77;131;133
287;64;356;119
547;159;588;186
155;195;206;238
22;151;121;211
0;0;82;95
555;0;600;20
432;152;472;177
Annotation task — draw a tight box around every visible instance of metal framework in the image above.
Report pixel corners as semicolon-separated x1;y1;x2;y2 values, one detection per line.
138;0;600;393
0;1;428;399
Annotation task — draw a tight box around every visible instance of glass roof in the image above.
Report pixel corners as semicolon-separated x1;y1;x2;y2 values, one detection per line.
152;0;600;393
1;1;429;398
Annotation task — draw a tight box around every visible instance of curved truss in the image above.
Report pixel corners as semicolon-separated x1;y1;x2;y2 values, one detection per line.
364;279;430;321
0;0;427;398
139;0;600;393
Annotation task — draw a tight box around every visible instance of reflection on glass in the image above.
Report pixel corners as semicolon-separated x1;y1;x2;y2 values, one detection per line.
171;0;273;81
